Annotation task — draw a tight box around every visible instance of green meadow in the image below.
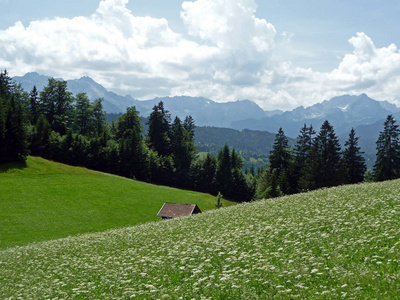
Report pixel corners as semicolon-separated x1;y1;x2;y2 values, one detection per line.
0;156;234;249
1;174;399;298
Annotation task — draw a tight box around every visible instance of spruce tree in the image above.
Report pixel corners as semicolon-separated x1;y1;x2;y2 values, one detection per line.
117;106;146;180
197;153;217;194
373;115;400;181
29;85;39;125
301;120;342;189
0;95;6;162
92;98;106;136
293;124;315;192
4;96;28;162
269;127;292;176
146;101;171;156
216;144;233;196
40;78;72;135
342;128;366;184
74;93;92;136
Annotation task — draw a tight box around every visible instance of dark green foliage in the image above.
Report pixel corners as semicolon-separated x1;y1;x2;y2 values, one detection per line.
92;98;106;136
117;106;146;180
216;145;233;195
0;95;6;161
30;114;51;157
269;127;292;176
3;96;28;162
29;86;39;125
0;70;28;163
40;78;73;135
373;115;400;181
300;120;342;190
343;128;367;184
170;116;197;187
147;101;171;156
195;153;218;194
74;93;92;136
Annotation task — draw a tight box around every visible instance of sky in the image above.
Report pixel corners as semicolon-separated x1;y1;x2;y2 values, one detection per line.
1;0;400;111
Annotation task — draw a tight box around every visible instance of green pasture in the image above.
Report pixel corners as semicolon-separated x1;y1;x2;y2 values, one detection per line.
0;157;234;249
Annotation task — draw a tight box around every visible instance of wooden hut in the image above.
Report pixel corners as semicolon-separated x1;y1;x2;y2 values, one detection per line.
157;203;201;219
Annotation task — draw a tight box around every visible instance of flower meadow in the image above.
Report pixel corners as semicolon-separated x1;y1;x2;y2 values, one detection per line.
1;180;400;299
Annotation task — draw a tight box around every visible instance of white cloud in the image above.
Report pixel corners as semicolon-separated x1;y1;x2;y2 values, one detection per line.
0;0;400;111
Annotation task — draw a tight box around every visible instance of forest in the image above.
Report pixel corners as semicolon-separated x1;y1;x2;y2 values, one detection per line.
2;69;400;201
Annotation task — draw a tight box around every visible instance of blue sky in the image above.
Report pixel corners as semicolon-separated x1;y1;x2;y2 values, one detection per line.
1;0;400;110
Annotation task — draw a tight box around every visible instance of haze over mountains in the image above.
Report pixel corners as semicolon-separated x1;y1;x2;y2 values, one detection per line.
14;72;399;133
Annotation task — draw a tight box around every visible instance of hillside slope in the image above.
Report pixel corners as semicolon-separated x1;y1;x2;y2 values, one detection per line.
1;179;399;298
0;157;233;249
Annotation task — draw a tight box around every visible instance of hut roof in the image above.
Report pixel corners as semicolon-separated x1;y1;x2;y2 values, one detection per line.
157;203;201;219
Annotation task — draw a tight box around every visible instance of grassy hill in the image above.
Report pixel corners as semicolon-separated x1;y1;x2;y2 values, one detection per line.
1;178;399;298
0;157;234;249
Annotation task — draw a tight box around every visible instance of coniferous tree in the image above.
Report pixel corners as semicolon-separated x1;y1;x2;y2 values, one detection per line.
92;98;106;136
29;85;39;125
216;144;233;196
293;124;315;172
269;127;291;177
196;152;217;194
40;78;73;135
4;96;28;162
40;78;57;126
74;93;92;136
0;71;28;163
373;115;400;181
342;128;366;184
0;95;5;162
31;114;52;157
292;124;315;192
300;120;342;189
117;106;146;180
147;101;171;156
170;116;197;187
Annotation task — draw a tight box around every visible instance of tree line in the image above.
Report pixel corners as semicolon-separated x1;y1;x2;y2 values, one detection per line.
255;115;400;199
0;70;253;201
2;69;400;202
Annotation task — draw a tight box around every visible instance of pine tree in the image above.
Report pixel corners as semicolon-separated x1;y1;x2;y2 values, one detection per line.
293;124;315;171
40;78;73;135
146;101;171;156
197;153;217;194
0;95;6;162
292;124;315;192
117;106;146;180
92;98;106;136
314;120;342;188
4;96;28;162
342;128;366;184
373;115;400;181
216;144;233;196
269;127;292;177
29;86;39;125
300;120;342;189
31;114;52;157
0;71;28;163
74;93;92;136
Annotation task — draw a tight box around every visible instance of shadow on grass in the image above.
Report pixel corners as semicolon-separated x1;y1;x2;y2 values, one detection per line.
0;161;27;173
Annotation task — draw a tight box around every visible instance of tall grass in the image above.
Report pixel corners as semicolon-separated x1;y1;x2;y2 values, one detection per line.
0;157;233;249
1;179;399;298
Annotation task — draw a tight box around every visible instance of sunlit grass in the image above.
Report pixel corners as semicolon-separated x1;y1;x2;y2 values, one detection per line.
1;178;399;298
0;157;234;249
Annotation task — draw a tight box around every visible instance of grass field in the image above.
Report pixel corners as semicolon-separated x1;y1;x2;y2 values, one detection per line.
0;156;234;249
1;177;399;298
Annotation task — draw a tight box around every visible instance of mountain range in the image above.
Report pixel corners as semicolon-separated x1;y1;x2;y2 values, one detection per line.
13;72;400;167
13;72;270;128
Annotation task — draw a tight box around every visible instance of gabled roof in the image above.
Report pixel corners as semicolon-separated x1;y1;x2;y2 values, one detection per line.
157;203;201;218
